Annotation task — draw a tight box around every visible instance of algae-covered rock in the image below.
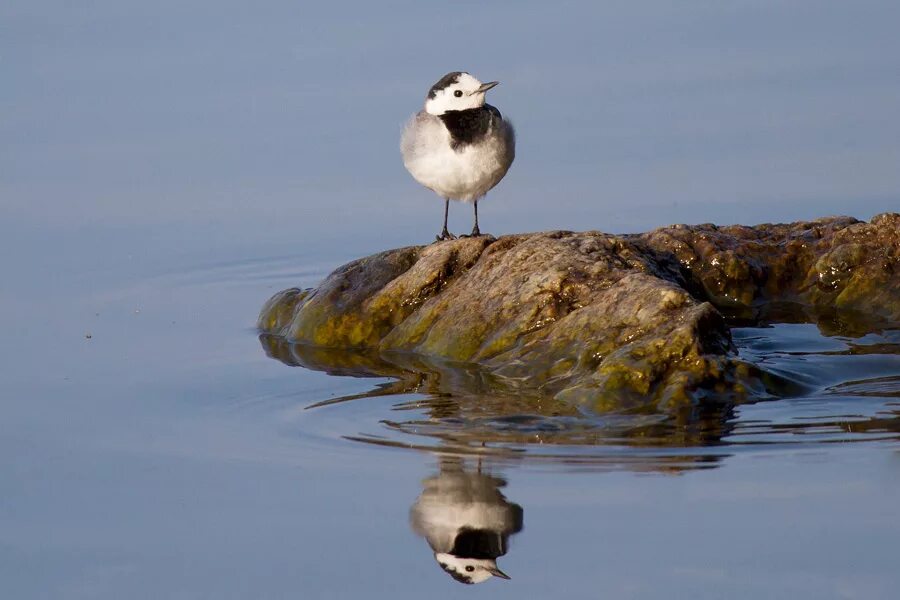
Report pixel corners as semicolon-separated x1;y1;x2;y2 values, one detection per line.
639;213;900;323
259;214;900;411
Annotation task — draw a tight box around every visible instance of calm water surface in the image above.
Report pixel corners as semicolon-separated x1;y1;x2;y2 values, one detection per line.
2;248;898;599
3;1;900;598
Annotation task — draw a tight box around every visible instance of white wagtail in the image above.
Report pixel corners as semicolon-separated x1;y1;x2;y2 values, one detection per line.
410;467;523;584
401;71;516;241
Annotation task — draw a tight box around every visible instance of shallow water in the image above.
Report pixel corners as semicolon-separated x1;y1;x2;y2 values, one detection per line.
5;1;900;597
3;250;898;599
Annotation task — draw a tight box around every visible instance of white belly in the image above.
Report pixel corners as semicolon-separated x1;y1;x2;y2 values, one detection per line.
401;112;514;202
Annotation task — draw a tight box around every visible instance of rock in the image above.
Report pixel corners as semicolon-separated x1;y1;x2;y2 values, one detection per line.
640;213;900;327
258;214;900;412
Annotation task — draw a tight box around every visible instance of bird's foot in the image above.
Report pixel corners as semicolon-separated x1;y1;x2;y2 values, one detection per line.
435;228;457;242
460;225;484;238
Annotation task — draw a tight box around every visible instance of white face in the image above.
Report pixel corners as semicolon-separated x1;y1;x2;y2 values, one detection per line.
424;72;496;116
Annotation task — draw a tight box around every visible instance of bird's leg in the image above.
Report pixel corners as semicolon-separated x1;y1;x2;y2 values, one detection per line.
436;198;456;241
461;199;483;237
470;199;481;237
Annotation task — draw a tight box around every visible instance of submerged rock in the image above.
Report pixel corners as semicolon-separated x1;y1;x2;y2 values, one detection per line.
259;215;899;411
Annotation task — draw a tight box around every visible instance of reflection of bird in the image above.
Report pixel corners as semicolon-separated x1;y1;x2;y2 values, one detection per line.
401;71;516;241
410;461;523;584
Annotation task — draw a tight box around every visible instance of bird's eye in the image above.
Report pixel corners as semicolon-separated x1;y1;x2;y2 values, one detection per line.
465;566;475;572
454;90;463;98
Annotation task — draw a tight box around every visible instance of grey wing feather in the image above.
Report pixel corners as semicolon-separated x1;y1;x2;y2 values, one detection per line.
500;117;515;165
492;112;515;170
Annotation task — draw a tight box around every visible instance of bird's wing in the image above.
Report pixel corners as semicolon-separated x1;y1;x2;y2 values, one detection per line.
485;103;515;157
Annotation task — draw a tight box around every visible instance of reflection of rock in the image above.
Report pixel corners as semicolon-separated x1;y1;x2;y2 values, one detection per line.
261;333;741;469
410;459;523;584
260;333;408;379
259;215;899;410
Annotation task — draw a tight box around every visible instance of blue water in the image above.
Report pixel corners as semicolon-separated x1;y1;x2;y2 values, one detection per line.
2;249;897;598
3;1;900;598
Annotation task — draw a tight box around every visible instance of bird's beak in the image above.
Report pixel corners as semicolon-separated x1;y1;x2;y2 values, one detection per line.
474;81;499;94
487;566;511;580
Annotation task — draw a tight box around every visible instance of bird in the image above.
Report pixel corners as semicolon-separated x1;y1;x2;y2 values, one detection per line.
401;71;516;241
410;462;523;584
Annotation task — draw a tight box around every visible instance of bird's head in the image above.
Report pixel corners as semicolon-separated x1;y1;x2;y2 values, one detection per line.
424;72;499;116
434;553;511;585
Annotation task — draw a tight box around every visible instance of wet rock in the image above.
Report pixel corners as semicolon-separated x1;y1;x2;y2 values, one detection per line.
640;213;900;323
259;214;899;411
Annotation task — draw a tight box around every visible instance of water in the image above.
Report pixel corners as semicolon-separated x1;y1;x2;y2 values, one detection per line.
2;250;898;598
3;1;900;598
